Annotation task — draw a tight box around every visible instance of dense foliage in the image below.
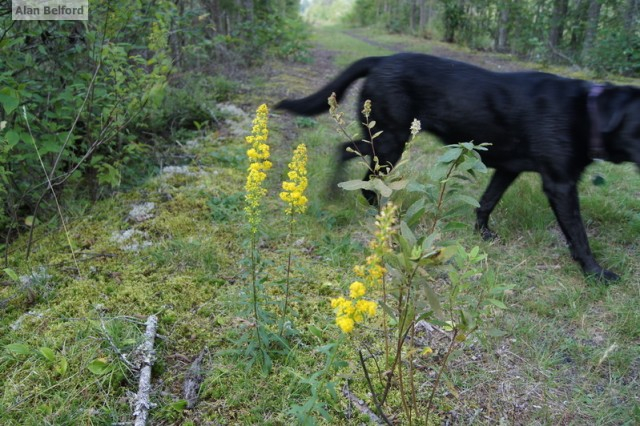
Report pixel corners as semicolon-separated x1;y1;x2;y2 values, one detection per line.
0;0;308;250
346;0;640;75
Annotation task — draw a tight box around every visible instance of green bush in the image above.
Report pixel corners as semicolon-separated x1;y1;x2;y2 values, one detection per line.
586;30;640;76
0;0;309;246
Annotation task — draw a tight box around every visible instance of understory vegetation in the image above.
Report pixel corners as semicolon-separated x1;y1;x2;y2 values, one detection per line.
1;3;639;425
344;0;640;76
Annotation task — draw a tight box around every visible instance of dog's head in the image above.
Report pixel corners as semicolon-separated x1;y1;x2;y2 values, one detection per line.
598;86;640;170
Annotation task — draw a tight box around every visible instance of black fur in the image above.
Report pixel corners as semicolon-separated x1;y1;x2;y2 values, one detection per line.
276;53;640;281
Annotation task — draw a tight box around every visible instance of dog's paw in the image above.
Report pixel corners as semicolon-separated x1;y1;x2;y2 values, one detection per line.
476;225;498;241
586;267;620;283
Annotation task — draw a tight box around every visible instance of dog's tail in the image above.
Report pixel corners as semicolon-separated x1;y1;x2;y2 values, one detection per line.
275;56;383;116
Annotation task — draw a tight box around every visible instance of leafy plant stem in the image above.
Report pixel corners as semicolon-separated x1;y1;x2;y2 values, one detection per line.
279;218;294;337
425;328;459;425
430;163;456;234
250;236;263;350
408;321;419;419
358;350;394;426
382;275;390;370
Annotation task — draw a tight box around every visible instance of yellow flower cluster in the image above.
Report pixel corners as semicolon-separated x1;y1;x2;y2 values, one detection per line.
331;296;377;334
331;203;398;333
280;144;308;215
244;104;272;234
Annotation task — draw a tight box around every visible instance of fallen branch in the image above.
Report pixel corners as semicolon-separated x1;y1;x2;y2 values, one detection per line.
183;348;207;408
133;314;158;426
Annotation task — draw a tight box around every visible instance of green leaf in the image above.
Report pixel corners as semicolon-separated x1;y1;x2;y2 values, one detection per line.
39;347;56;362
5;343;31;356
0;88;19;114
55;356;69;375
379;301;398;322
5;130;20;148
3;267;19;281
417;279;443;319
87;358;111;375
460;142;475;151
337;179;373;192
388;179;408;190
437;147;463;164
485;327;508;337
307;324;324;341
400;220;416;248
486;298;507;309
452;194;480;208
443;221;469;232
371;178;392;198
168;400;188;411
371;130;383;139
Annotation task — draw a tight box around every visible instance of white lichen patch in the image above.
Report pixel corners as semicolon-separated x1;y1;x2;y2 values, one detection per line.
218;103;252;137
128;202;156;223
110;229;153;252
10;309;48;331
162;165;196;176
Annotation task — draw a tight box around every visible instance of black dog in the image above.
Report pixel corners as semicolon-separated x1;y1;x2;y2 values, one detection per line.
276;53;640;281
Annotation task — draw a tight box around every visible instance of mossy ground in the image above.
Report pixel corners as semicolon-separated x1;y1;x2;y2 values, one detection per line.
1;27;639;425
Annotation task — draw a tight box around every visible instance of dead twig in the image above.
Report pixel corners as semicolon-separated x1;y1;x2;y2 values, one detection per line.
133;314;158;426
183;348;207;408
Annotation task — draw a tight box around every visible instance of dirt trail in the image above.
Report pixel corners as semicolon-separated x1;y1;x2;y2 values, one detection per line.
343;29;527;72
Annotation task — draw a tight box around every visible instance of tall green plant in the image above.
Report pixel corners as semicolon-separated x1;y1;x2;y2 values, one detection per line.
322;97;508;424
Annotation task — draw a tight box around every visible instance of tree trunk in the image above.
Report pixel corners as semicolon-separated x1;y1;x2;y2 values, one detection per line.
549;0;569;48
496;3;509;51
582;0;601;57
626;0;640;31
418;0;429;34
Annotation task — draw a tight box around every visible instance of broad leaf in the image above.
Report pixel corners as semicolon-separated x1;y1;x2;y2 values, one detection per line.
337;179;373;192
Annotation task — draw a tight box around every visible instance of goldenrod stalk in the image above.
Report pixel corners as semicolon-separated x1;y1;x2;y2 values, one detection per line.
279;144;308;337
244;104;271;350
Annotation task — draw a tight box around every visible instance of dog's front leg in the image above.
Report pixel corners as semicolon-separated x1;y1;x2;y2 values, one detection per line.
476;169;520;239
541;178;619;282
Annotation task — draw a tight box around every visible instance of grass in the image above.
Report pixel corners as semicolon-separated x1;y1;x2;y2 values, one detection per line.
1;26;639;425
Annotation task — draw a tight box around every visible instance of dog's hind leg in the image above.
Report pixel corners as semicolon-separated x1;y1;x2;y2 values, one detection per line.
476;169;520;239
541;177;620;282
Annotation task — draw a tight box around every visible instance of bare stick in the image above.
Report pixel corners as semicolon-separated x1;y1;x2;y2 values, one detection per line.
184;348;207;408
133;314;158;426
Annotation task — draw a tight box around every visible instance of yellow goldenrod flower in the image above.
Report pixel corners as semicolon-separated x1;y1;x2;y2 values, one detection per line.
280;144;308;216
355;299;377;317
336;316;355;333
330;203;397;334
349;281;366;299
244;104;271;234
